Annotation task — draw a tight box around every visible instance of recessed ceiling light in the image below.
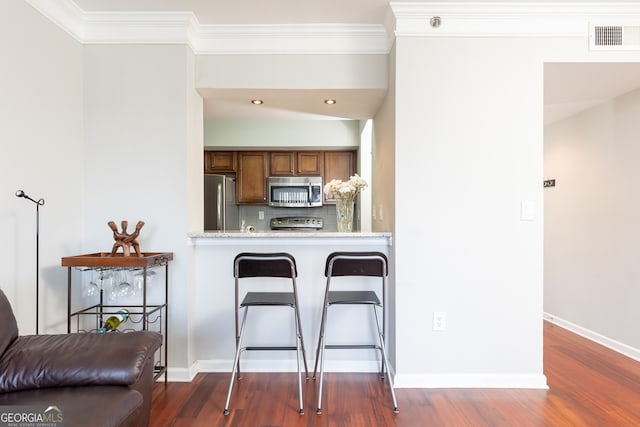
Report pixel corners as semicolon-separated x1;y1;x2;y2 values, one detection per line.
324;99;336;105
251;99;263;105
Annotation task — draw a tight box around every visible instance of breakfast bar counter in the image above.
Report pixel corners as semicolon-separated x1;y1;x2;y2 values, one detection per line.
187;231;395;376
189;230;392;243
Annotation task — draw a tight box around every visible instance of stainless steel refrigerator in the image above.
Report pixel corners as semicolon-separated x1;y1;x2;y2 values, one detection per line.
204;174;239;231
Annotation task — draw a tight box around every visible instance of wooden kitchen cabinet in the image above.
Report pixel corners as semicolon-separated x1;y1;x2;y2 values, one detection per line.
269;151;323;176
296;151;323;175
270;152;296;176
323;150;357;203
205;149;356;204
204;151;236;173
237;152;269;204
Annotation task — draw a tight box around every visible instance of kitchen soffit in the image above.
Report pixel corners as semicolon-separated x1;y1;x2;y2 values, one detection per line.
199;89;387;120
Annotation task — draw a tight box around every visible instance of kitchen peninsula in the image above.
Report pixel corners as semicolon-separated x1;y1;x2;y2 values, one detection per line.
187;231;394;375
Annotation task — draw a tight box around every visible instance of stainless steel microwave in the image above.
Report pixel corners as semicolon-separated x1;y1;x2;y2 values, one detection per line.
268;176;323;208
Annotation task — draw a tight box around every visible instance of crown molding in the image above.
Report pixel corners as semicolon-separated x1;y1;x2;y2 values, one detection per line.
82;12;198;45
24;0;389;54
390;2;640;38
25;1;640;52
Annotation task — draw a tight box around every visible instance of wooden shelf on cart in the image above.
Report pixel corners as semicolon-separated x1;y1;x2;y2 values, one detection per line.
61;252;174;268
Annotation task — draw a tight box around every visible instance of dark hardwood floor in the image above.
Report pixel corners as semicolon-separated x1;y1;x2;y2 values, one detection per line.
150;321;640;426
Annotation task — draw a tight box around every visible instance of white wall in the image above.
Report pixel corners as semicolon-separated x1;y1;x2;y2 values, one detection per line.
545;87;640;353
196;54;387;91
372;44;396;234
204;119;361;149
393;37;546;387
359;120;373;232
82;44;199;372
0;1;84;334
186;49;205;370
372;42;397;366
390;32;640;387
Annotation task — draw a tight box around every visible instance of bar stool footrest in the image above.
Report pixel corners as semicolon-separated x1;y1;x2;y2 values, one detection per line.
325;344;381;350
244;346;297;351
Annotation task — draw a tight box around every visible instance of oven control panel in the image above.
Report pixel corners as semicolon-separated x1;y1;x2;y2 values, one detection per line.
270;217;323;230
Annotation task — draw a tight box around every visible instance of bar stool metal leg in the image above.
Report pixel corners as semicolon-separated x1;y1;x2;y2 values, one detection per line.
312;279;331;379
373;306;399;413
292;276;310;379
295;308;304;414
315;296;330;414
223;307;249;415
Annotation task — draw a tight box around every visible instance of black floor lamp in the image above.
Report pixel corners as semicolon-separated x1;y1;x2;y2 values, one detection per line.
16;190;45;335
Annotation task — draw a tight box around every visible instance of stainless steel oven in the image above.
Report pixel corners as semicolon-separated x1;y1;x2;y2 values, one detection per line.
267;176;323;208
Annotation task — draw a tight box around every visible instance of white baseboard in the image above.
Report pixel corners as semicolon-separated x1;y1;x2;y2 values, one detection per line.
543;312;640;363
162;352;391;382
161;359;388;382
194;359;382;373
161;366;198;382
165;358;546;390
393;373;548;389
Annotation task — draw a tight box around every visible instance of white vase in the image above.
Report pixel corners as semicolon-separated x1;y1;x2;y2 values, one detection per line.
336;198;354;232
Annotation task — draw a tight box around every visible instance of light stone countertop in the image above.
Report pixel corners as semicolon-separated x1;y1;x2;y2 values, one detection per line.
188;230;393;246
189;230;391;238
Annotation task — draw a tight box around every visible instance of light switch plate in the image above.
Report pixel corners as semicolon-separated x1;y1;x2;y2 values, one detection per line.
433;311;447;331
520;200;534;221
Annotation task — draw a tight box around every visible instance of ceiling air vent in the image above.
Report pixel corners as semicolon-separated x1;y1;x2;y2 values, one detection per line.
590;24;640;50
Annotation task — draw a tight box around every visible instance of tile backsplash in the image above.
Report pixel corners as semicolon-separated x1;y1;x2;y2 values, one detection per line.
240;204;360;232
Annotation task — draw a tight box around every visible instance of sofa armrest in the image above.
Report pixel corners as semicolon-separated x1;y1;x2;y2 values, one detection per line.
0;331;161;393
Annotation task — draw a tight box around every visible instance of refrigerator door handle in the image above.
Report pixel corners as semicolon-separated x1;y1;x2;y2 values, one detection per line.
217;183;223;230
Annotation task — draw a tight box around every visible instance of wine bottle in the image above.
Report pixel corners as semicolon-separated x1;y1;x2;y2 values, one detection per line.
97;309;129;333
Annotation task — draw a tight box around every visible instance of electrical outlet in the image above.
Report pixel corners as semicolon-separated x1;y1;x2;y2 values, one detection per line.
433;311;447;331
258;211;265;220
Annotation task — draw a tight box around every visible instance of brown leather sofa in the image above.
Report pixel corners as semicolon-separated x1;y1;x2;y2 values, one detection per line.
0;289;162;427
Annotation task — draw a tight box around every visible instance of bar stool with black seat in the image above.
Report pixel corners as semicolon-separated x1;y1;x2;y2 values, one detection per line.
313;251;399;414
223;252;309;415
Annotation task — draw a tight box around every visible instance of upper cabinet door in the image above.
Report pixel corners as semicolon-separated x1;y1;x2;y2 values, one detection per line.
323;151;357;203
269;152;295;176
296;151;323;176
237;152;269;204
204;151;236;173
